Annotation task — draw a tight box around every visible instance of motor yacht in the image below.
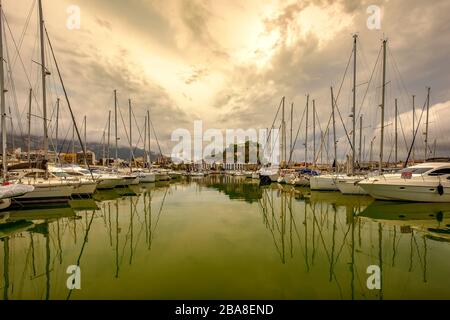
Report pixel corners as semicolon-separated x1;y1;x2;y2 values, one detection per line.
359;161;450;202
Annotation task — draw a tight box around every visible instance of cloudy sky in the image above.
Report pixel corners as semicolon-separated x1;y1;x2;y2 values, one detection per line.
3;0;450;162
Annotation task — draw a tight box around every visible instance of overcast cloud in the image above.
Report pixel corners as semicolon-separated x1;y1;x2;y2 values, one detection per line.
3;0;450;161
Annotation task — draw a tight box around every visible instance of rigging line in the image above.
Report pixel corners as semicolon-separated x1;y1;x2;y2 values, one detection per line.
66;211;95;300
355;45;382;122
130;105;146;155
387;46;411;101
151;187;169;235
132;121;147;157
261;97;284;156
404;94;429;166
288;103;306;163
328;46;355;154
2;9;42;113
2;17;26;141
45;25;94;179
313;107;330;164
10;0;36;69
397;104;411;154
148;117;164;157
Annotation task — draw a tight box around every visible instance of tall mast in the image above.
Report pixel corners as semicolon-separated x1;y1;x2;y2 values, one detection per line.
28;88;32;165
143;114;147;168
290;102;293;166
56;98;59;159
313;99;316;168
147;109;151;170
395;99;398;164
107;110;111;165
281;96;286;166
0;2;7;179
83;115;87;154
114;90;118;162
424;87;430;161
369;138;374;170
305;94;309;167
331;87;337;171
129;99;132;173
71;123;75;163
412;95;415;163
38;0;49;175
351;34;357;175
359;115;363;166
379;39;387;172
8;107;13;152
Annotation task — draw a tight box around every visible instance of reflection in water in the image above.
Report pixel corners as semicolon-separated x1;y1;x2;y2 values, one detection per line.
1;178;450;299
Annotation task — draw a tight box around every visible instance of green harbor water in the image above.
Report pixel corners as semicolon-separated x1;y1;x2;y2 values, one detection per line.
1;176;450;300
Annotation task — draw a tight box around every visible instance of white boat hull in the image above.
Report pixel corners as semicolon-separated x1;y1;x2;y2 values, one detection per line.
359;181;450;202
292;176;310;187
71;182;98;196
310;175;339;191
137;173;156;183
14;184;74;200
97;178;121;190
336;180;368;195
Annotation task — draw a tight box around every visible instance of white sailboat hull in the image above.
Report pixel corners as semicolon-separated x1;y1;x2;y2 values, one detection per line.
14;184;74;200
137;173;156;183
310;175;339;191
97;178;121;189
336;180;368;195
71;182;98;196
291;176;310;187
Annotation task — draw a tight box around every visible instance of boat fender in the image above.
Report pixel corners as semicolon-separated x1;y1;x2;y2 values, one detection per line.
437;184;444;196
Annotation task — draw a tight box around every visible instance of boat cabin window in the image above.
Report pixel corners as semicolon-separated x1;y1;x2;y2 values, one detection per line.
78;169;90;175
428;168;450;176
399;167;433;175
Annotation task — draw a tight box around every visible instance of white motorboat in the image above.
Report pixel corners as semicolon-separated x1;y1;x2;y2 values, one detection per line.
359;162;450;202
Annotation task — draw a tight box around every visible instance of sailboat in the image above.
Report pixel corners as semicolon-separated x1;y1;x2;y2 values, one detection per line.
310;34;366;194
310;88;342;191
0;1;67;206
134;109;156;183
